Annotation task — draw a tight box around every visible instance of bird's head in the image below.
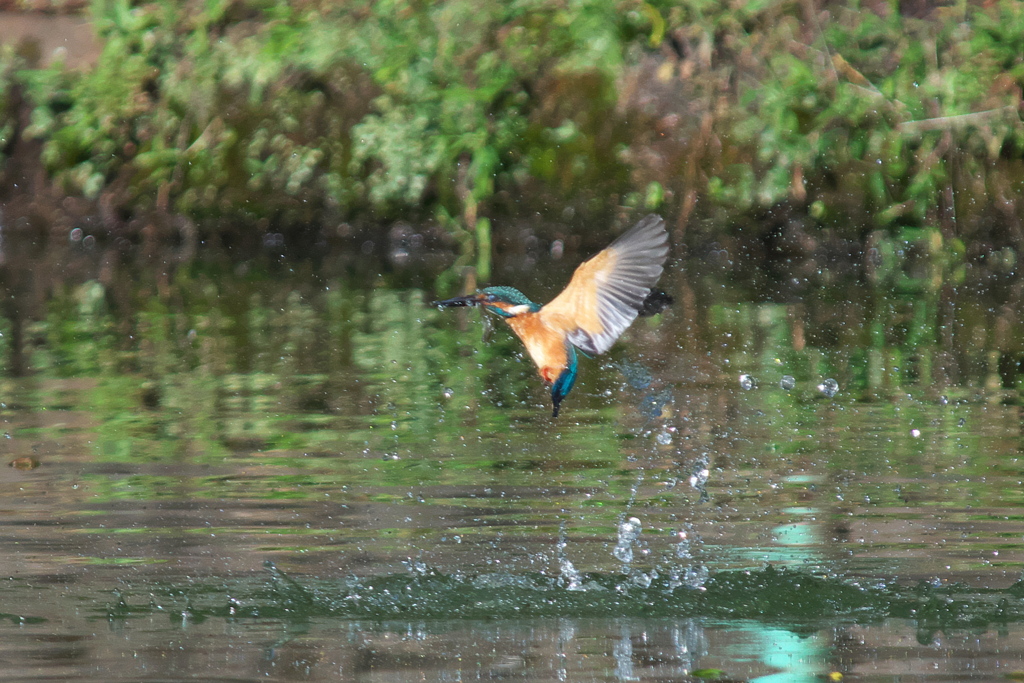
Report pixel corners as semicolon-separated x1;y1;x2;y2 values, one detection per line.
432;286;540;318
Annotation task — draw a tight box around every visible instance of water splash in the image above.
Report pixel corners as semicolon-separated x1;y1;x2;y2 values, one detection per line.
403;558;432;576
559;559;583;591
629;568;653;588
614;359;653;390
557;522;584;591
681;565;709;590
613;517;642;565
639;388;674;419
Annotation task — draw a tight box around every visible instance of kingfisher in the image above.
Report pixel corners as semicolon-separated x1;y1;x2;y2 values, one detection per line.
433;214;669;417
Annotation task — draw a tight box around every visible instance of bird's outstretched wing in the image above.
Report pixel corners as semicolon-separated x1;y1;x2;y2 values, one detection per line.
540;214;669;356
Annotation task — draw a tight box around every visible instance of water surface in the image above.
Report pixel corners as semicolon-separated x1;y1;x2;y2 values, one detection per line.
1;227;1023;681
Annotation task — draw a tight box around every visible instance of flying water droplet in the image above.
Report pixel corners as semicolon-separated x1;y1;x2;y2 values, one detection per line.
910;428;921;437
739;374;756;390
817;378;839;398
442;387;454;399
689;465;709;491
688;456;711;503
939;395;949;406
613;517;642;564
675;530;692;559
780;375;796;391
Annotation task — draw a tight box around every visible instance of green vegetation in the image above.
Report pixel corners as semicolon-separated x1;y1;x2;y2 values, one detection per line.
12;0;644;229
1;0;1023;250
707;1;1024;235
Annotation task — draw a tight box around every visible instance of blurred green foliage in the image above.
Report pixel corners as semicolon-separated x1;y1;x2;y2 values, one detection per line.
0;46;18;170
0;0;1023;247
5;240;1024;515
666;0;1024;238
13;0;650;228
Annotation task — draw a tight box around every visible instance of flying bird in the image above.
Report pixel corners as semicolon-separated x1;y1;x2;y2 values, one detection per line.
433;214;669;417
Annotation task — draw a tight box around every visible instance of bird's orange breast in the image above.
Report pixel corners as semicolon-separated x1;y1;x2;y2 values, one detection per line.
505;313;569;384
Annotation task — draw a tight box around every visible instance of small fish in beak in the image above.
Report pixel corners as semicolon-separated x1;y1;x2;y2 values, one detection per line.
432;294;485;308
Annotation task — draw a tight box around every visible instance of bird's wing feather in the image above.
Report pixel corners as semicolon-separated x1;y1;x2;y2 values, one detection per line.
539;214;668;356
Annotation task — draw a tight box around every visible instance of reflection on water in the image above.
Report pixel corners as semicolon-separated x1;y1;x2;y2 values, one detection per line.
1;228;1024;680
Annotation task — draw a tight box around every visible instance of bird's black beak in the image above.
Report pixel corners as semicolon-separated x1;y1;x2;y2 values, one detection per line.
432;294;484;308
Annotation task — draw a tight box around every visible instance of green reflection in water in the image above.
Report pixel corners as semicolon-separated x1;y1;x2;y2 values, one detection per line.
0;247;1023;585
748;627;824;683
2;243;1024;681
